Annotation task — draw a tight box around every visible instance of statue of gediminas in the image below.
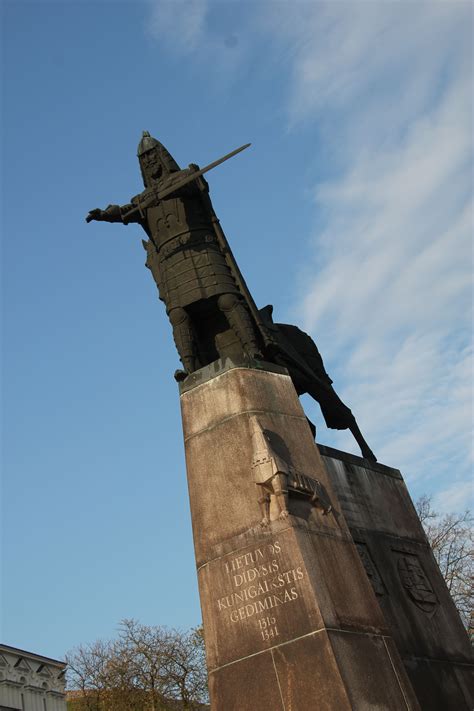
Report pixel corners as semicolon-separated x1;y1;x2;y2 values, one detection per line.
87;132;263;375
86;131;376;462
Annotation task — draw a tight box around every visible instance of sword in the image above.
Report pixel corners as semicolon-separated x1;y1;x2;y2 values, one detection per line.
122;143;251;221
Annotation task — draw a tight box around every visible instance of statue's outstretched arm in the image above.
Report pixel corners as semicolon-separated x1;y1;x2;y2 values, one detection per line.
86;203;141;224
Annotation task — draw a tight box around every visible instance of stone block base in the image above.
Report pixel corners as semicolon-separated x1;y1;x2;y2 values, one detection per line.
180;362;420;710
319;445;474;711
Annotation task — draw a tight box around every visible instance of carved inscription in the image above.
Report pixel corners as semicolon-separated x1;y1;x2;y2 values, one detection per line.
217;541;304;642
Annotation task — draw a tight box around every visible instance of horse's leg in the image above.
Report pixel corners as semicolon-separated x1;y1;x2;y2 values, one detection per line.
348;417;377;462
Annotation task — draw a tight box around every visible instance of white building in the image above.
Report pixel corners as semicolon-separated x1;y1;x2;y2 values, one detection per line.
0;645;66;711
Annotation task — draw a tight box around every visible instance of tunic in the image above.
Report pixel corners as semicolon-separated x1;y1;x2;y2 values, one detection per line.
143;173;239;310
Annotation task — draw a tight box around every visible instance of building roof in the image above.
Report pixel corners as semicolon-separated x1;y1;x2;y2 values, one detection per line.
0;644;66;668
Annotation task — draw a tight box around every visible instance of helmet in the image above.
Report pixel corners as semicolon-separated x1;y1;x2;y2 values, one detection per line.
137;130;161;156
137;131;180;186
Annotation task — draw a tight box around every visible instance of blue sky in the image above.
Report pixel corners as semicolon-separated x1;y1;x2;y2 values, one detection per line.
2;0;472;663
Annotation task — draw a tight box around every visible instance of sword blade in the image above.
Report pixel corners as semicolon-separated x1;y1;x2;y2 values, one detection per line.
158;142;251;199
122;143;251;220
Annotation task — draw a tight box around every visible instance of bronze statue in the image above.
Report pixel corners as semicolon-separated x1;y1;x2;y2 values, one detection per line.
86;132;376;461
86;132;263;376
258;305;376;461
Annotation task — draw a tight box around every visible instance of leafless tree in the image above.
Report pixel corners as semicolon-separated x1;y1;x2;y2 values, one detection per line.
66;621;208;711
66;639;113;711
416;495;473;634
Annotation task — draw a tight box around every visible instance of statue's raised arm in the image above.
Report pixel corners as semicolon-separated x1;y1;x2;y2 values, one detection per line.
86;203;140;224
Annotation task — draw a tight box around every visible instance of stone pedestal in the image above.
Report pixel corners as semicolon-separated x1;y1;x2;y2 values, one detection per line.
319;445;474;711
180;361;420;710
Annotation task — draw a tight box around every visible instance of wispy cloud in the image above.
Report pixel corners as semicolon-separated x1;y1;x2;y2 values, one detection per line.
261;1;471;134
433;478;474;515
266;2;473;499
148;0;209;53
147;0;252;75
146;1;473;504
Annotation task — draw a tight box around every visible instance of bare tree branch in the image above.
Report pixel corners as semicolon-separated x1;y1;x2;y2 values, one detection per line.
415;495;473;635
66;621;209;710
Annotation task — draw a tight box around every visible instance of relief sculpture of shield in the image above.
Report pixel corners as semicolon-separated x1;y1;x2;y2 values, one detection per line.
395;551;438;614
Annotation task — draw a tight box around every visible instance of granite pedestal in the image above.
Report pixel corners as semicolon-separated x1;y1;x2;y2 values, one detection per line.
180;361;420;710
319;445;474;711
